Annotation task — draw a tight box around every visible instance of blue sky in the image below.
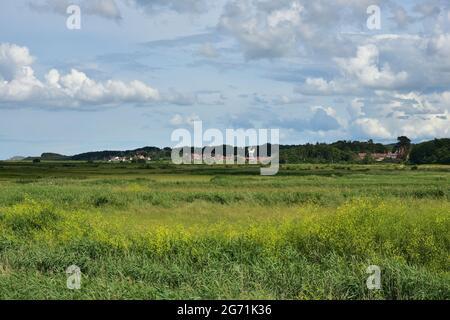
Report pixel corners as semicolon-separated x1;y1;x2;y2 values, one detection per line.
1;0;450;159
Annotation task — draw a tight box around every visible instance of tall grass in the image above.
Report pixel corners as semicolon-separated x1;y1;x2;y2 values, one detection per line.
0;163;448;299
0;196;448;299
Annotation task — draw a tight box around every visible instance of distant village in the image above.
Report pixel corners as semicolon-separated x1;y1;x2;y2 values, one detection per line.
108;154;152;163
108;150;271;164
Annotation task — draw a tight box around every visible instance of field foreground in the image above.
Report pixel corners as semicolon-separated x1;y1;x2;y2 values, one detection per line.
0;162;449;299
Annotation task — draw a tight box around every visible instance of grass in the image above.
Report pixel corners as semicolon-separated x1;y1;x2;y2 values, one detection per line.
0;162;449;299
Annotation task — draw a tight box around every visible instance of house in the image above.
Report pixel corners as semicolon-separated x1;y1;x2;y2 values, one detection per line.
373;153;389;162
109;154;151;163
134;154;152;161
385;152;399;160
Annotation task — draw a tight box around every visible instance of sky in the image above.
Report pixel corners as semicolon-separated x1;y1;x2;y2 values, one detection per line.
1;0;450;159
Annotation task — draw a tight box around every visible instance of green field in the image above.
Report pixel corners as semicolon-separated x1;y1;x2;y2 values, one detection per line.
0;161;449;299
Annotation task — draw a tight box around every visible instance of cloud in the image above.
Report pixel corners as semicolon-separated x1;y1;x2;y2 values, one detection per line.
86;0;122;20
163;89;197;106
308;106;341;131
391;92;444;116
128;0;209;14
351;117;391;140
0;43;35;81
251;93;308;106
162;89;226;106
216;0;450;95
335;44;409;90
219;0;307;60
372;89;450;118
222;104;342;134
399;115;450;140
29;0;122;21
428;33;450;57
218;0;384;60
294;35;450;96
296;77;357;96
0;43;160;109
273;106;341;132
345;88;450;141
169;113;201;127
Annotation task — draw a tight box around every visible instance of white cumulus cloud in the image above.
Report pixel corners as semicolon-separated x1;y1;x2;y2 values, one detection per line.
351;118;392;140
0;43;160;109
335;44;409;90
219;0;308;60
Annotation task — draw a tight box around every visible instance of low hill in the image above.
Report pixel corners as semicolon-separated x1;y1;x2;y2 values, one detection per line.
41;153;70;161
7;156;26;161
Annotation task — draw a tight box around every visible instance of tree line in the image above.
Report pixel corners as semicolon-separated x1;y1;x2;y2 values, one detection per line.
26;137;450;165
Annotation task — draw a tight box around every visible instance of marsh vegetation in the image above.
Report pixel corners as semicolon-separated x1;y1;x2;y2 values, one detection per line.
0;162;448;299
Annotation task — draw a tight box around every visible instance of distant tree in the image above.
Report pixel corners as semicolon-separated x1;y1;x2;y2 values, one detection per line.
394;136;412;160
362;153;374;164
410;139;450;164
33;159;41;163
